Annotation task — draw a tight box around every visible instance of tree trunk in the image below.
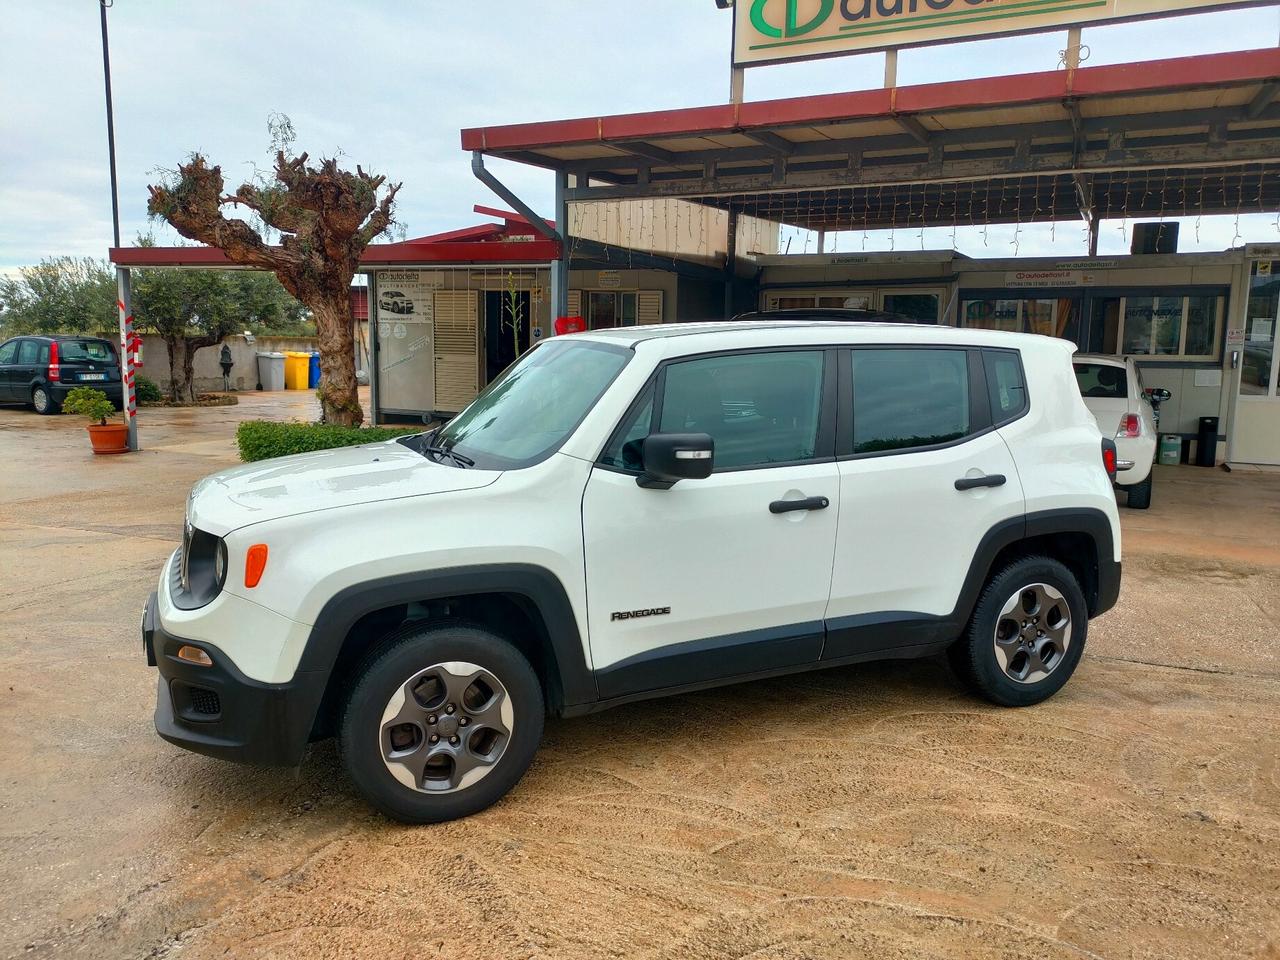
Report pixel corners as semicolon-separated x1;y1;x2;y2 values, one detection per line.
164;335;196;403
312;293;363;426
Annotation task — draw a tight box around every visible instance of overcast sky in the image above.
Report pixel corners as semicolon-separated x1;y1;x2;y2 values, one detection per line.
1;1;1277;275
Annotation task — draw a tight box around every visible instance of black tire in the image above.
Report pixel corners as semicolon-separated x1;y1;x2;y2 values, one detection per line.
1125;469;1153;510
949;555;1088;707
339;621;544;824
31;386;61;415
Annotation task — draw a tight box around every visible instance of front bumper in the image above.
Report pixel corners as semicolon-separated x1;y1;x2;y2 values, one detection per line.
1095;559;1122;617
143;591;318;766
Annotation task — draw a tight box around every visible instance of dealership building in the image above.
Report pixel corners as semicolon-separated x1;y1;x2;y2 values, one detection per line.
110;37;1280;465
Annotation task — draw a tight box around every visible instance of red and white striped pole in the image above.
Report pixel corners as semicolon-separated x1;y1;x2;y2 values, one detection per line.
116;266;138;450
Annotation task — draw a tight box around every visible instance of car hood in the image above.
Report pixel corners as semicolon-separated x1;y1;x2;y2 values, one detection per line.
187;439;500;536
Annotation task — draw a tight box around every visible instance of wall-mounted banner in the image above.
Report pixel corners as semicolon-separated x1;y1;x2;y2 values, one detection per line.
1004;269;1095;287
733;0;1267;65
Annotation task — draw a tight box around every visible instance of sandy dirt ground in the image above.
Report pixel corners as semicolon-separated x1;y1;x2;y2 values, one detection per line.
0;392;1277;960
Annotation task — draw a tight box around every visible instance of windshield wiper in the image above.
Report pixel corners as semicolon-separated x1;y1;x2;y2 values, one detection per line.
421;444;474;468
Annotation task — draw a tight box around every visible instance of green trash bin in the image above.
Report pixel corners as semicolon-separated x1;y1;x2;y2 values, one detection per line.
1158;434;1181;466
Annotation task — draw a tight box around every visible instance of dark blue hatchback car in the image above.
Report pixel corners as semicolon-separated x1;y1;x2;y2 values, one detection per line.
0;335;123;414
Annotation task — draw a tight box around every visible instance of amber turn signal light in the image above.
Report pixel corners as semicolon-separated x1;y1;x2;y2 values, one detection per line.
177;645;212;666
245;544;269;588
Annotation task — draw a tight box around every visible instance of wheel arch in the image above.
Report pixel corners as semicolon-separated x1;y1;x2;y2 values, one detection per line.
957;508;1119;626
297;565;594;743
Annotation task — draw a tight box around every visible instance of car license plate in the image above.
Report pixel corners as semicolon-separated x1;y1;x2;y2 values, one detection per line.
80;373;106;381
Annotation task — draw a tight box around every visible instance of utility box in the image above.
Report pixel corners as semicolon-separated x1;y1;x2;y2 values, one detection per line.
1158;434;1181;466
256;352;286;391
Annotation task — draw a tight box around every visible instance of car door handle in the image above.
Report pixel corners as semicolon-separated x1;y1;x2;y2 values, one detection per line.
954;474;1007;491
769;496;830;514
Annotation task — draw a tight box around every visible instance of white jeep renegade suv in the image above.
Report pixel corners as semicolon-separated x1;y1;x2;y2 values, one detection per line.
142;320;1122;823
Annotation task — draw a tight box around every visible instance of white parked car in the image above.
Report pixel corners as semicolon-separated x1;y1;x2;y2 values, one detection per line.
1072;354;1168;509
142;321;1122;823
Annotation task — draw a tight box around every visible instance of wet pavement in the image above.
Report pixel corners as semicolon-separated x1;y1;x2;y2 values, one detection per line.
0;394;1277;960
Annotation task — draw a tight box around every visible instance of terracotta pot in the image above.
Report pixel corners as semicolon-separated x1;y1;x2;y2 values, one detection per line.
87;423;130;455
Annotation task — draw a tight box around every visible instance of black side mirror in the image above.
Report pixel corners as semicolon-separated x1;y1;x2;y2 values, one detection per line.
1148;388;1172;403
637;433;714;489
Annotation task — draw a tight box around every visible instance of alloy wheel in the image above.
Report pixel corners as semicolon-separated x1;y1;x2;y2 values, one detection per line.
33;388;49;413
378;661;513;793
992;582;1072;684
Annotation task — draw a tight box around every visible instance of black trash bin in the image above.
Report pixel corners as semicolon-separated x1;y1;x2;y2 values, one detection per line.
1196;416;1219;467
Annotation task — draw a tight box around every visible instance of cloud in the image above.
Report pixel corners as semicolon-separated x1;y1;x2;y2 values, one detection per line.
2;2;1275;270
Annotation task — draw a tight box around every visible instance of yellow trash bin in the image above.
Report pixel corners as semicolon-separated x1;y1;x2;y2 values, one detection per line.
284;351;311;390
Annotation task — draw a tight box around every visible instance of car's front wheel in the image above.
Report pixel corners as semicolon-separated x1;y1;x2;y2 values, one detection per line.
949;556;1087;707
340;622;544;823
31;386;60;415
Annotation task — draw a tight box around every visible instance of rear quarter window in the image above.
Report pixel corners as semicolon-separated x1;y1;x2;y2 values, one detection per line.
985;350;1029;424
1073;362;1127;399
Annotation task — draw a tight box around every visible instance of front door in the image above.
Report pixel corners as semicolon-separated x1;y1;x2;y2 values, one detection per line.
1233;259;1280;465
823;346;1026;658
0;340;18;401
582;348;840;699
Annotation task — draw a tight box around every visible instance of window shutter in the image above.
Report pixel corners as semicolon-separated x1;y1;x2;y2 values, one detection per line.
567;290;582;318
432;290;479;413
637;290;664;325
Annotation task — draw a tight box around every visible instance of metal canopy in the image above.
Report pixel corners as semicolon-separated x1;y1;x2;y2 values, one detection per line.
461;48;1280;231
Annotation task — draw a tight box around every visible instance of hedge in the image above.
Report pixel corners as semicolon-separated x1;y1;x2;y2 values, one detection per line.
236;420;422;462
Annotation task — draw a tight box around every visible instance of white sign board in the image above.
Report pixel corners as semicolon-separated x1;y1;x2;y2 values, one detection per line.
1003;270;1095;288
375;271;436;411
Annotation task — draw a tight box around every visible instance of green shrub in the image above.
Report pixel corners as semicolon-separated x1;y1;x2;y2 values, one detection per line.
134;374;163;405
236;420;422;462
62;387;117;425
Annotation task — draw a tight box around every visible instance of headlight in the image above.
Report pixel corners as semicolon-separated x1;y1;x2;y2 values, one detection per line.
173;523;228;610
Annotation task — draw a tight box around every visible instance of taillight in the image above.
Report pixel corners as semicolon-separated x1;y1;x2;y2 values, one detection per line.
1116;413;1140;438
1101;438;1118;481
47;340;60;382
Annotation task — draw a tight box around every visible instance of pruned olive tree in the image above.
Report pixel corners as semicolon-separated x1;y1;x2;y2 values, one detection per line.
147;130;399;425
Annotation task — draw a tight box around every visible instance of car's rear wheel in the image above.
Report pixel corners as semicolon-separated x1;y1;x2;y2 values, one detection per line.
339;622;544;824
32;386;60;415
949;556;1087;707
1126;469;1153;509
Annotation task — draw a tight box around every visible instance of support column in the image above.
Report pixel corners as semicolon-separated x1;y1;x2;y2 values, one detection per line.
730;66;744;104
724;210;739;319
115;266;138;450
1087;211;1100;256
550;170;569;332
883;49;898;88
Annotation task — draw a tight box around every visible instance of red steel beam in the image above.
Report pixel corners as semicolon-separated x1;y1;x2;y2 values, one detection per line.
460;48;1280;154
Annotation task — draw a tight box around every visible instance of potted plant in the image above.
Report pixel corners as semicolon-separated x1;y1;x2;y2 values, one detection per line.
63;387;129;455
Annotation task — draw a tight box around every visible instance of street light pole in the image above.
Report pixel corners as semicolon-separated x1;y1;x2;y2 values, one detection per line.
99;0;138;450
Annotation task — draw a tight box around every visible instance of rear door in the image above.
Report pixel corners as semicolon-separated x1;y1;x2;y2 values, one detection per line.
12;339;41;400
823;346;1027;659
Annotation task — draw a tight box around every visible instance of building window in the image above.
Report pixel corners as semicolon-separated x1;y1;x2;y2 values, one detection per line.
960;297;1081;344
1117;295;1222;360
587;291;637;330
1243;261;1280;397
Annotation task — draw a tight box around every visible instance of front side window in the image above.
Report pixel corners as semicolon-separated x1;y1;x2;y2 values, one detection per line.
0;341;17;365
852;348;970;455
431;338;630;469
602;350;826;472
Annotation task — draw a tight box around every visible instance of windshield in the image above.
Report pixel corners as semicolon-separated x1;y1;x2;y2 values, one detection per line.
432;338;631;469
59;339;116;362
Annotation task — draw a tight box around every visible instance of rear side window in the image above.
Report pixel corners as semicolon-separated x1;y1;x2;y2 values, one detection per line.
1073;361;1127;399
59;339;116;362
16;341;39;364
851;348;970;454
986;350;1029;423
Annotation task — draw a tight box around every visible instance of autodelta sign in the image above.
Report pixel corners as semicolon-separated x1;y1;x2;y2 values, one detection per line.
733;0;1265;64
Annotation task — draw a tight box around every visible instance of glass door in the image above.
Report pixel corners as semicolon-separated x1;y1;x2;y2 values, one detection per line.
1233;260;1280;465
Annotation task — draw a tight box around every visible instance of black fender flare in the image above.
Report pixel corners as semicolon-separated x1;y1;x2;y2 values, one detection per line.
292;564;595;735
